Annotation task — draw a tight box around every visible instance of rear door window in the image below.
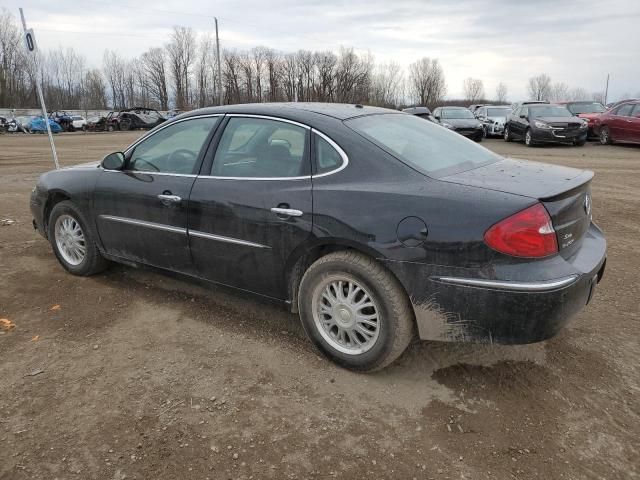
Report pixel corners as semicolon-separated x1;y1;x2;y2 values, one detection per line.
616;104;634;116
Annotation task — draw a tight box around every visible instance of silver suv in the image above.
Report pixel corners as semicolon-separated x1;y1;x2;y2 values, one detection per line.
474;105;512;137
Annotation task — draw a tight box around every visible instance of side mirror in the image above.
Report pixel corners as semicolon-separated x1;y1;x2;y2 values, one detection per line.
434;115;440;121
102;152;125;170
519;114;527;119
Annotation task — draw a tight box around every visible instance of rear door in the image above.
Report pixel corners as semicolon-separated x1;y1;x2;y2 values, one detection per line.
188;115;313;299
93;115;220;273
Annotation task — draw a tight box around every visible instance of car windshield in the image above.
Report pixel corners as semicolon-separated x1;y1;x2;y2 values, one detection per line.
441;109;474;119
487;108;511;116
345;114;500;178
566;103;606;114
529;106;573;118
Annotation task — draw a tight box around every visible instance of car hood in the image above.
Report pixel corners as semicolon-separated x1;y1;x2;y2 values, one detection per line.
439;157;593;199
576;112;601;120
444;118;481;127
533;116;582;124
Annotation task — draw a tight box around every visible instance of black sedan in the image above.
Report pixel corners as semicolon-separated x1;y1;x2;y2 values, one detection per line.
432;106;484;141
30;103;606;371
504;104;588;146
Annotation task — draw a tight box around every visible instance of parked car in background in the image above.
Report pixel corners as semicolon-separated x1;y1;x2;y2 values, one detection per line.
30;103;606;371
106;107;166;131
510;100;549;112
71;115;87;131
593;100;640;145
29;116;63;134
7;115;32;133
0;116;7;133
468;104;487;113
432;106;484;141
504;104;588;146
558;101;606;137
402;106;436;122
49;111;75;132
86;114;110;132
474;105;511;137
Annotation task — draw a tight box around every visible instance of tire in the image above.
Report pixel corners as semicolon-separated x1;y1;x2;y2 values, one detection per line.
525;128;535;147
107;124;115;132
474;132;483;142
298;251;415;372
599;126;612;145
48;201;109;276
120;120;131;131
82;125;87;132
574;138;586;147
504;125;512;142
482;126;488;138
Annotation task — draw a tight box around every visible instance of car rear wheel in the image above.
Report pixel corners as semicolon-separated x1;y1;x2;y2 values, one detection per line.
120;119;132;131
599;126;612;145
298;251;415;371
504;125;512;142
48;201;109;276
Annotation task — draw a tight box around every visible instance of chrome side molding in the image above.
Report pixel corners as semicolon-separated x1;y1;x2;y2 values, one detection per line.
189;230;270;249
99;215;187;234
433;275;578;292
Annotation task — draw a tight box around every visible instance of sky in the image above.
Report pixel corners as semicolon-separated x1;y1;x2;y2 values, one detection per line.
5;0;640;102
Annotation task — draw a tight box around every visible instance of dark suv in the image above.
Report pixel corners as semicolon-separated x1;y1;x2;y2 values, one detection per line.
504;104;588;147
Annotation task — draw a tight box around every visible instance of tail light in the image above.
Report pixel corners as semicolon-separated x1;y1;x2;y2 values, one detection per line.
484;203;558;258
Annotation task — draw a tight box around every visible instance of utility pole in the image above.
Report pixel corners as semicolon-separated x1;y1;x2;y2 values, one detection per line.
19;8;59;170
604;73;610;106
215;17;223;106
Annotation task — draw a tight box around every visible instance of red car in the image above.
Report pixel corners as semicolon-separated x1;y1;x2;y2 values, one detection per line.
593;100;640;145
558;101;606;137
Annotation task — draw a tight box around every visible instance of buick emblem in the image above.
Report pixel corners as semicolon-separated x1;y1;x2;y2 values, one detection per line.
584;194;592;217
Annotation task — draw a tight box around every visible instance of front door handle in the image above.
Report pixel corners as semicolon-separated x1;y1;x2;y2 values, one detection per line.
271;207;303;217
158;194;182;204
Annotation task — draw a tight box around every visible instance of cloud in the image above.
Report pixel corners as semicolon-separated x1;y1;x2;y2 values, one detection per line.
6;0;639;101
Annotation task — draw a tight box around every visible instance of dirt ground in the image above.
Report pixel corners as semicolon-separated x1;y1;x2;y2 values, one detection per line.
0;131;638;480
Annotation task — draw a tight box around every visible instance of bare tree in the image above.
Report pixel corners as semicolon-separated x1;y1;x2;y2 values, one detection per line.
314;50;337;102
222;49;242;104
408;57;446;107
167;26;196;109
568;87;589;101
141;47;169;110
495;82;508;103
592;91;605;104
264;48;283;102
463;77;484;102
549;82;570;102
103;50;127;109
370;61;403;108
82;68;107;109
527;74;552;101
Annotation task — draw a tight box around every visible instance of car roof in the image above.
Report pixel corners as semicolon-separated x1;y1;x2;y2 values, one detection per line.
440;106;468;110
181;102;397;121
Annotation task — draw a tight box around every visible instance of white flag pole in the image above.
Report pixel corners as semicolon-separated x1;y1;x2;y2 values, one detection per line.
19;8;59;170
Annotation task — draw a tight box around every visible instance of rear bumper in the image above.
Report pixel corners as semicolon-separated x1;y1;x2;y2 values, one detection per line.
383;223;607;344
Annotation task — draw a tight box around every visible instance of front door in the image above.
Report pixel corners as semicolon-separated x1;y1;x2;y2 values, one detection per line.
188;115;313;299
93;115;220;272
609;103;633;141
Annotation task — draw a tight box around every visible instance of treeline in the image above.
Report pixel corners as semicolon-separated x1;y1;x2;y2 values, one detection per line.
0;9;447;111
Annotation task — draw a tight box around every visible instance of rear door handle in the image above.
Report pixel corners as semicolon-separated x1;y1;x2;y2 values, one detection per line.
157;194;181;203
271;207;303;217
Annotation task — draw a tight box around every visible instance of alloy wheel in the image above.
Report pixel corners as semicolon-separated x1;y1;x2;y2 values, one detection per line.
312;277;380;355
54;214;86;266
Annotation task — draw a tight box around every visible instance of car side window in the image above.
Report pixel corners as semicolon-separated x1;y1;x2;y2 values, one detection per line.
315;134;344;175
212;117;309;178
616;104;634;116
520;107;528;118
477;108;485;117
128;117;219;174
631;104;640;117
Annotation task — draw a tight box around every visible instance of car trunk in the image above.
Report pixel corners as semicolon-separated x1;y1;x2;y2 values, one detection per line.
439;158;594;255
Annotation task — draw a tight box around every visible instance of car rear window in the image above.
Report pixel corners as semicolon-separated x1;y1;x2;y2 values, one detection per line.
345;114;500;178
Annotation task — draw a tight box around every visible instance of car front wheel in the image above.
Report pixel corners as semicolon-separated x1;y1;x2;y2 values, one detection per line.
599;126;612;145
504;125;512;142
525;128;535;147
48;201;109;276
298;251;415;371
